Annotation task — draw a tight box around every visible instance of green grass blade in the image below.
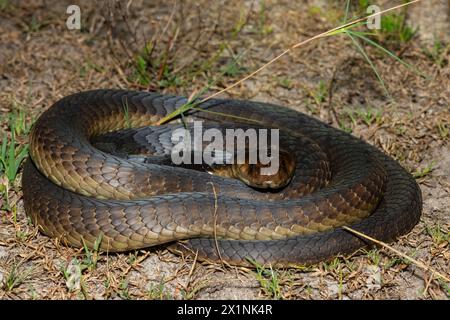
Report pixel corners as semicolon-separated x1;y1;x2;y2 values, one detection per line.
348;30;428;78
12;145;28;181
346;31;392;100
155;90;206;126
7;133;16;181
0;135;7;173
189;106;263;124
348;30;377;37
326;21;367;37
343;0;351;23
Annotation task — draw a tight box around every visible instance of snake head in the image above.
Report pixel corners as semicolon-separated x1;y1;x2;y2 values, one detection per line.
231;150;296;189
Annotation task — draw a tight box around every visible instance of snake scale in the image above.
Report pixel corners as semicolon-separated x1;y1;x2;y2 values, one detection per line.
22;89;422;267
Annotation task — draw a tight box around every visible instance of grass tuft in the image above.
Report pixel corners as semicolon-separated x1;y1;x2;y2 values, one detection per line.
3;263;33;292
81;234;103;271
413;162;435;179
249;259;283;299
426;223;449;246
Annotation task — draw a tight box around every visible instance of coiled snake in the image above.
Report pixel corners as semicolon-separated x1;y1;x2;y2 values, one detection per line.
22;89;422;266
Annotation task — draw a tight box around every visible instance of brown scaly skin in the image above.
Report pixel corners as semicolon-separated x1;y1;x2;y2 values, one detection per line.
22;89;422;267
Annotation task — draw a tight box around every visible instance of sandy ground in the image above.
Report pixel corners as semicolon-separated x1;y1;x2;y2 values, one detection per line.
0;0;449;299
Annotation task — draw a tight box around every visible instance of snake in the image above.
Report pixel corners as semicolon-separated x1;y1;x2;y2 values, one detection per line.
21;89;422;267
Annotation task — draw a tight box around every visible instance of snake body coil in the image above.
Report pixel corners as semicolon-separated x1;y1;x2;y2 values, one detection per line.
22;89;422;266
